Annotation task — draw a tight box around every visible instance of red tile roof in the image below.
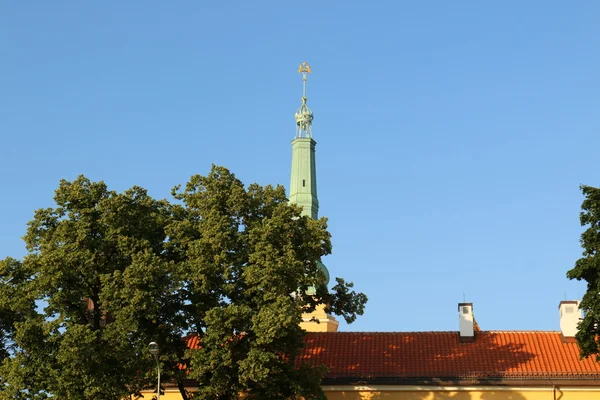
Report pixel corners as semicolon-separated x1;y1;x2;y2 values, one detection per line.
299;331;600;382
186;334;200;350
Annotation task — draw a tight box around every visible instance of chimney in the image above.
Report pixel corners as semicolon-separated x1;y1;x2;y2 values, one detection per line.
559;300;581;342
458;302;475;342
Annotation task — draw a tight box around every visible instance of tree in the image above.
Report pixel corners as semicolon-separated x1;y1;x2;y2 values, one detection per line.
567;185;600;360
0;176;177;399
0;166;367;399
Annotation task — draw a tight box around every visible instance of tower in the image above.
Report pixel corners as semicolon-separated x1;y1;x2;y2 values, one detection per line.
290;62;338;332
290;62;318;220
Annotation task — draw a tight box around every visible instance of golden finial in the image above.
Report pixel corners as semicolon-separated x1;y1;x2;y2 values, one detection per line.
298;62;312;74
295;61;313;138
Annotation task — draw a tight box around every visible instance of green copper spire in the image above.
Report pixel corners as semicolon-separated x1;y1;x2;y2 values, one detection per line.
290;62;318;220
289;63;329;287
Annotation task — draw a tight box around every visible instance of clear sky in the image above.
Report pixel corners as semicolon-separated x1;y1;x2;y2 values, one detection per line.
1;1;599;332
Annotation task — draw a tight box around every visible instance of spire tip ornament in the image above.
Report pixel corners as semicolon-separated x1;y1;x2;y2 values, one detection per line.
298;62;312;74
294;62;314;138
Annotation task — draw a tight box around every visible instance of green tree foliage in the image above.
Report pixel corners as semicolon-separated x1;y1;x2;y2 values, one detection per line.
568;185;600;360
0;166;367;399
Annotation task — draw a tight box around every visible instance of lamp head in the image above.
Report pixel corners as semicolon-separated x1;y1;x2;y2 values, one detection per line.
148;341;160;357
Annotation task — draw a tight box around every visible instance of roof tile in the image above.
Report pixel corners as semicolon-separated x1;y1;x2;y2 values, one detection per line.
299;331;600;381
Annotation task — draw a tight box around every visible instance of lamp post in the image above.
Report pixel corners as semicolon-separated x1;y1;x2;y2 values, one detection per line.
148;342;161;400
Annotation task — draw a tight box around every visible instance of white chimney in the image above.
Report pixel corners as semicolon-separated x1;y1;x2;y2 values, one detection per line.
559;300;581;341
458;302;475;342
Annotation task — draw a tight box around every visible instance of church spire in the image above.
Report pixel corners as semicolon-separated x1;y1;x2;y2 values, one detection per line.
290;62;318;220
289;63;337;333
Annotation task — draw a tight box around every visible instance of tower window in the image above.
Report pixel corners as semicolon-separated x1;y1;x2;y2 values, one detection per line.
302;179;306;187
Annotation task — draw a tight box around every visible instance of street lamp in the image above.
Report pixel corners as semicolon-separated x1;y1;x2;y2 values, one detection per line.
149;342;161;400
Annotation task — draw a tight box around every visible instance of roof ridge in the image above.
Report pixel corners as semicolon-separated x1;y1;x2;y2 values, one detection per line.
316;330;562;334
326;331;458;334
486;330;560;333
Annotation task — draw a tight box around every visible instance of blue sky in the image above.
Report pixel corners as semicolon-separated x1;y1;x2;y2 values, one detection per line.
1;1;599;332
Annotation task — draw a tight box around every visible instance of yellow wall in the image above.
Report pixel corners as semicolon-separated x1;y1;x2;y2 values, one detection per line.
134;389;195;399
139;385;600;399
323;385;600;400
300;304;339;332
